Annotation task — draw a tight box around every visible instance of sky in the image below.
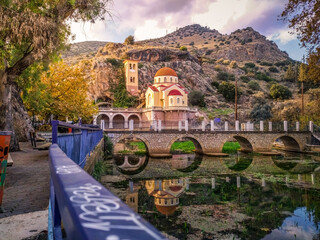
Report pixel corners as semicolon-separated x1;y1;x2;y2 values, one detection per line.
71;0;306;61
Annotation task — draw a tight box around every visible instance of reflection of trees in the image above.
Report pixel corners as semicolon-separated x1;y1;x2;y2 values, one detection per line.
177;177;320;239
224;154;253;172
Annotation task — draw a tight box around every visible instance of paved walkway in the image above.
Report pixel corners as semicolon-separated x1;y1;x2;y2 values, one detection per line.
0;142;50;218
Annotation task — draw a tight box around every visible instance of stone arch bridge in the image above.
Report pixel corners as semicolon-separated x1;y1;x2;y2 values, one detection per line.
106;130;312;157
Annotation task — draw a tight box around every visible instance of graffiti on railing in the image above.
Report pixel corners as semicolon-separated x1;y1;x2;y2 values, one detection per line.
68;183;164;240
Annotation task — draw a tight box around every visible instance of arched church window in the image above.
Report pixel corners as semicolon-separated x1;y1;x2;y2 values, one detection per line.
170;77;172;82
159;78;161;82
148;94;152;106
129;63;132;69
133;64;135;69
133;77;135;83
164;77;167;82
177;98;180;104
170;98;173;105
130;77;133;83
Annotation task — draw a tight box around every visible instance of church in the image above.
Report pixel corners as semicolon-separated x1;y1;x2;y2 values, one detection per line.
95;59;198;130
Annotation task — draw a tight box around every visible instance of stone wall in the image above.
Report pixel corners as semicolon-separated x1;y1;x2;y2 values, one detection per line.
84;138;104;174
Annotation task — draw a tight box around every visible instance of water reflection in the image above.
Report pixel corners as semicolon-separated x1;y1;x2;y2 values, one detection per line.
224;152;253;172
114;154;149;175
107;151;320;239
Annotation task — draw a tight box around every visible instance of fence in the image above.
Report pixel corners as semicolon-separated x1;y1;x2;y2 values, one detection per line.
49;121;165;240
100;120;313;132
51;121;103;168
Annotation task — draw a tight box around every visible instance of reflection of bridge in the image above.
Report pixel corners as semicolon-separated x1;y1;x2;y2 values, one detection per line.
107;130;312;157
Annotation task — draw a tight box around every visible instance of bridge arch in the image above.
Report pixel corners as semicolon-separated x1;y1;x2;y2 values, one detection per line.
220;135;253;153
168;135;203;154
96;113;110;129
272;135;302;152
112;113;126;129
114;134;151;154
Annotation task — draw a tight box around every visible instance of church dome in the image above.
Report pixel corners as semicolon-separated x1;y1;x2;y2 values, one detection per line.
155;67;178;77
155;205;177;216
168;89;183;96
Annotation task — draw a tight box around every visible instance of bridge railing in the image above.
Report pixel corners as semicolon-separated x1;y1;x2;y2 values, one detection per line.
100;120;312;132
51;120;103;168
48;144;165;240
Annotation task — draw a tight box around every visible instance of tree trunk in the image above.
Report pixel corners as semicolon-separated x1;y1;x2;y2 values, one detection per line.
0;71;19;151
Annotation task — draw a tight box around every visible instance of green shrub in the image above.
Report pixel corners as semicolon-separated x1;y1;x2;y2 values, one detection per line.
260;62;273;66
218;81;241;102
248;80;260;91
255;72;273;82
268;66;279;73
270;83;292;100
189;91;206;107
245;62;256;68
250;103;272;121
138;63;144;69
211;81;219;89
180;46;187;51
240;75;250;82
217;71;235;81
104;135;113;156
105;58;123;68
124;35;134;45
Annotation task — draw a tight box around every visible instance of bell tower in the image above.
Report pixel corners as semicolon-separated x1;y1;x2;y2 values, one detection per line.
123;59;139;96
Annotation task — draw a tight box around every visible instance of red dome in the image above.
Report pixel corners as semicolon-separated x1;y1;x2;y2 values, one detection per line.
168;89;183;96
155;67;178;77
155;205;177;216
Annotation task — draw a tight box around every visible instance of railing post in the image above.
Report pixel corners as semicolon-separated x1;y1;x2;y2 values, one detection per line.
235;120;239;131
211;120;214;131
178;121;182;131
158;120;162;132
309;121;313;132
93;115;97;125
260;121;264;132
185;120;188;131
101;119;105;130
269;121;272;132
202;121;206;131
296;121;300;131
129;120;134;131
153;120;157;132
224;121;228;131
284;121;288;132
52;120;58;144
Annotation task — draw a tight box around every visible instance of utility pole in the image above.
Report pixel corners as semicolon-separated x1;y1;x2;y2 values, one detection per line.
235;77;238;121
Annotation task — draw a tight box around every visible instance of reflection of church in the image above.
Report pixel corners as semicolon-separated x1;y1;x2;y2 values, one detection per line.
95;59;198;129
145;179;188;216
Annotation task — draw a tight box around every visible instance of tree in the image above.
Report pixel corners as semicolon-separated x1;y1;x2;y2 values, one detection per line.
281;0;320;82
0;0;111;150
284;63;298;82
189;91;206;107
218;81;241;102
270;83;292;100
124;35;135;45
250;103;272;122
38;61;98;121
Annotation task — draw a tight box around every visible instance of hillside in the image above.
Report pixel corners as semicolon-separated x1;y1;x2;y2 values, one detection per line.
62;24;299;121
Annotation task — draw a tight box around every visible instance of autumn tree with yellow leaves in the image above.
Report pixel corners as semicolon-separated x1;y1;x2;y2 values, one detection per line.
30;61;97;122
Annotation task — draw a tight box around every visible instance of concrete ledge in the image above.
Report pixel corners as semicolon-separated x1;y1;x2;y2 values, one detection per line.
0;210;48;240
257;152;283;156
7;153;13;167
149;153;172;158
204;153;229;157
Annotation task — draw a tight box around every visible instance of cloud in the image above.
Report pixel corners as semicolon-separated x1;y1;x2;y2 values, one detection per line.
70;0;305;60
268;28;297;44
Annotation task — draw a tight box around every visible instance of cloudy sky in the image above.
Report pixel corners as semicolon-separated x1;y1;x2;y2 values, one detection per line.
71;0;306;61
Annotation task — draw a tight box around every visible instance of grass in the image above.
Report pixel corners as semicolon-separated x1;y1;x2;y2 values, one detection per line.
207;108;234;119
171;141;195;153
222;142;241;153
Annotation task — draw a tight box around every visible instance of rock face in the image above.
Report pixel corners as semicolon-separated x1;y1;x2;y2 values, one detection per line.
63;24;295;111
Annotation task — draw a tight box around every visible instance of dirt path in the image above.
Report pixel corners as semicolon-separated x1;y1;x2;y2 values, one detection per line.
0;142;50;218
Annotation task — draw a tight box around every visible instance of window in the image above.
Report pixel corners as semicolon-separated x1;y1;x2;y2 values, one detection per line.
170;77;172;82
133;77;135;83
164;77;167;82
130;77;133;83
129;63;132;69
182;100;185;105
165;199;167;204
133;64;135;69
159;78;161;82
177;98;180;104
159;199;162;204
170;98;173;105
171;199;173;204
148;94;152;106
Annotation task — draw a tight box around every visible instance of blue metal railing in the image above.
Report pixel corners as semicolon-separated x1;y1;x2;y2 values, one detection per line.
51;121;103;168
48;144;165;240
